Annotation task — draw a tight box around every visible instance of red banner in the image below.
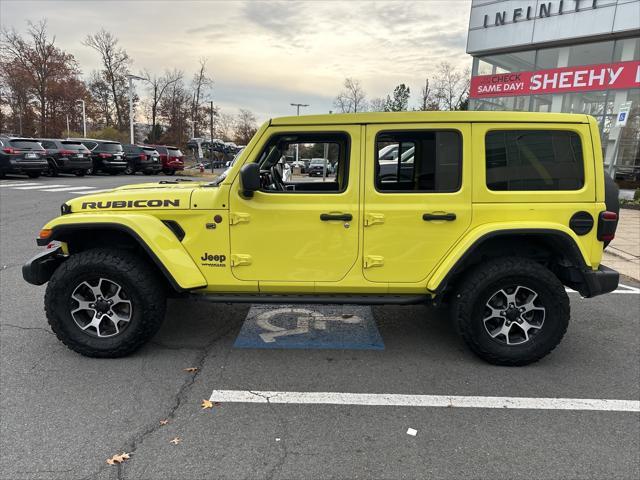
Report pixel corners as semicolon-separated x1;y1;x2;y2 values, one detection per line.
470;60;640;99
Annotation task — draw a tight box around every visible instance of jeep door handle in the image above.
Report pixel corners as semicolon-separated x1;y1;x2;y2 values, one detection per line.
423;213;456;221
320;213;353;221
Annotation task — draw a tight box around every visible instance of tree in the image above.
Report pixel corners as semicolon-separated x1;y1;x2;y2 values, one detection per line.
433;62;470;111
1;20;83;136
369;97;386;112
233;109;257;145
416;77;439;111
159;77;191;146
215;111;235;141
190;57;213;137
83;29;131;130
384;83;411;112
143;68;183;143
334;78;367;113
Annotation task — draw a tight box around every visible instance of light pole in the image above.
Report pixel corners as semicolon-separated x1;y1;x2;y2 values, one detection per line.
75;99;86;138
290;103;309;163
127;74;146;144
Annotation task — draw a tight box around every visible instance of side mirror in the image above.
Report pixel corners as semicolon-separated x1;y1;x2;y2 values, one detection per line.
239;163;260;198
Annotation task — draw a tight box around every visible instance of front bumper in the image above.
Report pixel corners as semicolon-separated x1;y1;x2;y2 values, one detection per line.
22;245;66;286
580;265;619;298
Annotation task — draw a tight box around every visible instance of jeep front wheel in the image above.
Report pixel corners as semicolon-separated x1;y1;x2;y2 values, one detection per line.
45;248;166;358
452;257;570;366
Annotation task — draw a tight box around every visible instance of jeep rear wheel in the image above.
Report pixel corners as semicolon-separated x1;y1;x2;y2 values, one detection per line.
452;257;569;366
45;248;166;358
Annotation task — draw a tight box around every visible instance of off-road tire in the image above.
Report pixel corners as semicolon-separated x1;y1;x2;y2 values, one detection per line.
45;248;166;358
451;257;570;366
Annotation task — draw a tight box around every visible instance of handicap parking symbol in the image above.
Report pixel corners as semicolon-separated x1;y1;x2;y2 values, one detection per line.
233;304;384;350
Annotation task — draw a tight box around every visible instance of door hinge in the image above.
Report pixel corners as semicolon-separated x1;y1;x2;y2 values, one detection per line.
364;255;385;268
229;212;250;225
231;254;252;267
364;213;385;227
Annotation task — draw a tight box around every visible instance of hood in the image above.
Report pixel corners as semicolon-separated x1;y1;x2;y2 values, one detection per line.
65;181;209;213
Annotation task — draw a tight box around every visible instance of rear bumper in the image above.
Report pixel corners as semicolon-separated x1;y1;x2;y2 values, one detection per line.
580;265;619;298
164;161;184;171
1;159;48;173
59;158;92;171
22;245;66;286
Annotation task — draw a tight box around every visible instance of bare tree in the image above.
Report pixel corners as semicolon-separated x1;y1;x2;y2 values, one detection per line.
215;111;235;141
433;62;470;111
369;97;386;112
190;57;213;137
1;20;80;135
334;78;367;113
417;77;440;111
233;109;258;145
143;68;183;142
83;29;131;129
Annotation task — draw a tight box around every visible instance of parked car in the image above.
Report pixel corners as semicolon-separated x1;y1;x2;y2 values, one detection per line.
122;144;162;175
290;159;306;173
68;139;126;175
148;145;185;175
37;139;92;177
307;158;334;176
0;135;47;178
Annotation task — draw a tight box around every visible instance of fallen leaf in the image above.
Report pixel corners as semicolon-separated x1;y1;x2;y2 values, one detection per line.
201;399;214;409
159;419;169;426
106;452;130;465
170;437;181;445
183;367;198;373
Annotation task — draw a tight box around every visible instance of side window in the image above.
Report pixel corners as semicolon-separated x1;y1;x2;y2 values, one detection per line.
41;141;55;149
485;130;584;191
255;132;349;193
375;130;462;192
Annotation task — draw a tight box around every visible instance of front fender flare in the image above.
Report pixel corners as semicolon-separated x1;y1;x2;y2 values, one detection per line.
39;213;207;291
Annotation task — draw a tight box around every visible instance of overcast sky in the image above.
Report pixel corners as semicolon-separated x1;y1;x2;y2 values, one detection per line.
2;0;473;122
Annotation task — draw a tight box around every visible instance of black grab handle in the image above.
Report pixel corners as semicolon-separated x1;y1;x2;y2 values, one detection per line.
423;213;456;221
320;213;353;221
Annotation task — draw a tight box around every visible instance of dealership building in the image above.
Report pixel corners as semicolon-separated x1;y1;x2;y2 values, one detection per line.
467;0;640;178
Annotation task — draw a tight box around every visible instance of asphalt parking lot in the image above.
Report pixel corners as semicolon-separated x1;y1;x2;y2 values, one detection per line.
1;174;639;480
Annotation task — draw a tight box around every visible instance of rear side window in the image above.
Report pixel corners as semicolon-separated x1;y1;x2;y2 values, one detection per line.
82;141;98;150
375;130;462;192
485;130;584;191
61;141;86;150
40;140;56;149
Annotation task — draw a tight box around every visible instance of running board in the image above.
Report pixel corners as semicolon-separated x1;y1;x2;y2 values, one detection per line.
188;293;429;305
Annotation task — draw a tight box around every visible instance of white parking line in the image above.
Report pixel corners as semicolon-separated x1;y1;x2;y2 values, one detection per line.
566;284;640;294
209;390;640;413
13;184;67;190
41;186;96;192
0;182;40;188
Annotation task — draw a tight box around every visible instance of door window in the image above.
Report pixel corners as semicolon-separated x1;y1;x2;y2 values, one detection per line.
254;133;350;193
375;130;462;192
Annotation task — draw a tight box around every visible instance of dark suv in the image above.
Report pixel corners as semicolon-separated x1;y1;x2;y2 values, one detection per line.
148;145;185;175
69;139;126;175
37;139;92;177
0;136;48;178
122;144;162;175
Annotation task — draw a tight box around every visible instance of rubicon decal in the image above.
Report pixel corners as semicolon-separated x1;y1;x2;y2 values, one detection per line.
470;60;640;98
81;199;180;209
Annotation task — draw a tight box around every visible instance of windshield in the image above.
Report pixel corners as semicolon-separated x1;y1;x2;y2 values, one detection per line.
101;142;123;152
9;139;43;150
61;142;87;150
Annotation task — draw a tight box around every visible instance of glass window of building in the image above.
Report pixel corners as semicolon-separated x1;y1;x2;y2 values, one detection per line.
613;37;640;62
567;41;614;67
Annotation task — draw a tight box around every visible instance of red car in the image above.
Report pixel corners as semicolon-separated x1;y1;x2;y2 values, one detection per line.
148;145;184;175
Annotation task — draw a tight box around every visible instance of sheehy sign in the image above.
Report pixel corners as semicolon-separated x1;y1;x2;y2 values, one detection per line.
470;61;640;99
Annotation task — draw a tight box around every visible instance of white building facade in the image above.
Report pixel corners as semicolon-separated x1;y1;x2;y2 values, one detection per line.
467;0;640;179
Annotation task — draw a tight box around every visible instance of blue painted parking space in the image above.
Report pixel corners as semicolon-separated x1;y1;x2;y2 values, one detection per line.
233;304;384;350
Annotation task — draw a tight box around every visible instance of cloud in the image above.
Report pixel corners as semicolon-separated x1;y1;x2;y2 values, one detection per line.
3;0;473;121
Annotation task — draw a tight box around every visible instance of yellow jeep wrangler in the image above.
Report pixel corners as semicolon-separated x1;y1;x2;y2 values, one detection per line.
23;112;620;365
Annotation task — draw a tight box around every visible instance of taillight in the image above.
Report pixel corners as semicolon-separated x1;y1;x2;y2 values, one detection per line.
597;211;618;242
99;153;112;158
2;147;17;154
140;153;147;161
59;149;75;156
